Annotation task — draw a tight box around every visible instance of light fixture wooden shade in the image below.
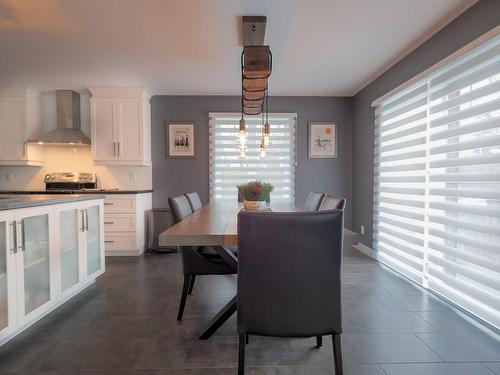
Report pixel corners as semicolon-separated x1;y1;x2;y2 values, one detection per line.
241;45;272;115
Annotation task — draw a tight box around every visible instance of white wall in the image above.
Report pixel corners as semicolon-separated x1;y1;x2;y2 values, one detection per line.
0;90;152;191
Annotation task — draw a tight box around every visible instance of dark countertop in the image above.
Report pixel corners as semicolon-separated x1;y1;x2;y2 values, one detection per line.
0;190;153;195
0;194;105;211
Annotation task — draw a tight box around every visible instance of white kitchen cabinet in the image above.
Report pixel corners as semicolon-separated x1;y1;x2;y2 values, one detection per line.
90;88;151;166
0;87;43;166
10;206;54;327
59;208;80;295
0;211;17;341
103;193;152;256
0;198;105;346
82;203;104;278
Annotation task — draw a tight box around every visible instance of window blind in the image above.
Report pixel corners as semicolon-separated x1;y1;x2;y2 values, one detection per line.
374;30;500;329
209;113;297;202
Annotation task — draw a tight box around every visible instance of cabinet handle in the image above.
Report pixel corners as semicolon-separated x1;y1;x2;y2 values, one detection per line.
10;222;17;254
113;141;117;156
19;220;25;252
117;142;121;157
85;209;89;232
104;202;114;206
104;221;114;225
80;209;85;232
104;240;115;243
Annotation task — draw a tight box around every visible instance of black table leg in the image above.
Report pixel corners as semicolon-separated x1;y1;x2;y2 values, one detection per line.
198;245;238;340
199;296;237;340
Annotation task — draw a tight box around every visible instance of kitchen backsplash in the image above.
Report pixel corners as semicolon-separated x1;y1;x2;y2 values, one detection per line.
0;145;152;190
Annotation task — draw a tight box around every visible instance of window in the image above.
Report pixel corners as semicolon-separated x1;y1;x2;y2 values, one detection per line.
209;113;297;202
373;30;500;329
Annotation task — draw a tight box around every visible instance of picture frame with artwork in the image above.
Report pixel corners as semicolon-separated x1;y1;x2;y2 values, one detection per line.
308;122;337;158
167;122;195;158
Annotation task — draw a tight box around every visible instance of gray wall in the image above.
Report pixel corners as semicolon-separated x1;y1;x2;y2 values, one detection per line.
352;0;500;247
151;96;353;227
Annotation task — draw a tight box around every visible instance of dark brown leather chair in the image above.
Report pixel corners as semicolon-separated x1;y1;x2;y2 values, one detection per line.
304;192;326;210
319;195;346;211
169;195;236;321
185;192;203;211
237;209;344;374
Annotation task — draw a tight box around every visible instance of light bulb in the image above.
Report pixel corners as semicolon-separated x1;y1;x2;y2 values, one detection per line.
262;134;270;147
259;147;267;159
236;130;247;146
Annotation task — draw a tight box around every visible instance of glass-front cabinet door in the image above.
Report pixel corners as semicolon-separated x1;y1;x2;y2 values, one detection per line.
84;205;104;278
14;207;53;325
0;211;16;341
59;208;81;295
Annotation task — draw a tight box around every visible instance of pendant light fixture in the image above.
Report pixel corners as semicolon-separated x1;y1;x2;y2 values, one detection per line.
238;16;272;159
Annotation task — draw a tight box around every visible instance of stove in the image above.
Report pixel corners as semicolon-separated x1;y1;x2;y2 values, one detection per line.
44;172;98;191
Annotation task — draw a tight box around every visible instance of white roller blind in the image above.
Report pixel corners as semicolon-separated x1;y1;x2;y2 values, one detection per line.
374;30;500;329
374;80;428;285
209;113;296;202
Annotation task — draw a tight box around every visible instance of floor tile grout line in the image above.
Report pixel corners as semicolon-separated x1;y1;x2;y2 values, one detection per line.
411;333;447;363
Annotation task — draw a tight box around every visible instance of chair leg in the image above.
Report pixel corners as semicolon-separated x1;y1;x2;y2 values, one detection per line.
188;275;196;295
332;333;343;375
316;335;323;348
238;333;246;375
246;333;250;345
177;275;190;321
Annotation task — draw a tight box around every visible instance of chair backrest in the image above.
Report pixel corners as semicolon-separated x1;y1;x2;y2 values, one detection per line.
168;195;193;223
304;192;325;210
237;209;344;337
318;195;346;211
185;192;203;211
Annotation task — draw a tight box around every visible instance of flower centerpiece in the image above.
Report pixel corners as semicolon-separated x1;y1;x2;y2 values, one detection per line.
237;181;274;211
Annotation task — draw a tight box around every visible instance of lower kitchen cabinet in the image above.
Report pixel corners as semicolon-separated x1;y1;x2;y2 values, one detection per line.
13;206;54;327
83;204;104;278
0;198;104;346
103;193;152;256
0;211;16;341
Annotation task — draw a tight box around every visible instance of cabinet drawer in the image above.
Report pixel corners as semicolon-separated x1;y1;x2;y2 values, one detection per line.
103;196;135;213
104;233;136;251
104;214;136;232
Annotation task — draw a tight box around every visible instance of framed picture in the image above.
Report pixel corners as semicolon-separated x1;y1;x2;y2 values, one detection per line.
308;122;337;158
167;122;195;158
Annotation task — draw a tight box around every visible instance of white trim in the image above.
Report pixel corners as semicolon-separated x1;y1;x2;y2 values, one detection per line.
372;25;500;107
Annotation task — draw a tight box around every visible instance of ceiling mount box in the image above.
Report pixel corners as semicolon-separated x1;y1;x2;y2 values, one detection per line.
89;88;151;166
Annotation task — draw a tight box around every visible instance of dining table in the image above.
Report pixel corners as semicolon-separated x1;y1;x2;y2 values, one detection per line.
158;201;354;339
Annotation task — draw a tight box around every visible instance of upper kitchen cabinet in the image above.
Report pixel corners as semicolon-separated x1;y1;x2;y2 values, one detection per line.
0;88;43;166
89;88;151;166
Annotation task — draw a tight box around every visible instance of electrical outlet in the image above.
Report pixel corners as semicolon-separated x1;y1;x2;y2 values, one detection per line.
129;171;137;181
6;173;14;182
360;225;365;235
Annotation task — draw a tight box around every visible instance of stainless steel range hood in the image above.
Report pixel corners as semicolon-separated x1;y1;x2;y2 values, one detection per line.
28;90;91;146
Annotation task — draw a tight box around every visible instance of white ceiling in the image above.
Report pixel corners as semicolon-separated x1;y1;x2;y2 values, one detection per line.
0;0;477;96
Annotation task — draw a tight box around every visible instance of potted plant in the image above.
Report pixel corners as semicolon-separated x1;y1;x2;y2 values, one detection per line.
237;181;274;211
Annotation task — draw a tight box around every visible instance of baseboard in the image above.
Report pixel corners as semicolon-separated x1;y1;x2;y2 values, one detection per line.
352;242;378;260
105;248;144;256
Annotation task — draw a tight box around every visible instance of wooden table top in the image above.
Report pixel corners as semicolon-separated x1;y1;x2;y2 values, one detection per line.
159;201;303;247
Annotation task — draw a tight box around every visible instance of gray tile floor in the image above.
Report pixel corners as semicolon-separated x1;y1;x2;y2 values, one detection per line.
0;246;499;374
